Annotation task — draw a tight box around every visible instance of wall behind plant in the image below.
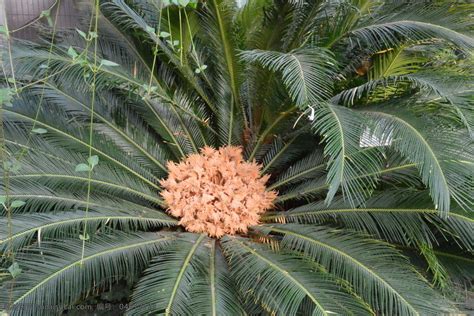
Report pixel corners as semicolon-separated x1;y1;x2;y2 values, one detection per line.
4;0;81;39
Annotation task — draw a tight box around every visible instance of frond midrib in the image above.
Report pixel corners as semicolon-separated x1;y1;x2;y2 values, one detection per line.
263;208;473;223
46;83;168;172
165;234;206;316
276;163;417;202
2;108;161;190
264;226;419;315
209;240;217;316
211;0;240;108
369;111;450;209
231;237;329;316
0;214;176;246
8;173;163;205
14;236;173;305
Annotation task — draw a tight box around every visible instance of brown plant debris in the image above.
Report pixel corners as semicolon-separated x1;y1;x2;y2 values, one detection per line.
160;146;277;237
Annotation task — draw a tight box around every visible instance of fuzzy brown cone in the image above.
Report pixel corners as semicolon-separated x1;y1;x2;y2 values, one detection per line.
160;146;277;237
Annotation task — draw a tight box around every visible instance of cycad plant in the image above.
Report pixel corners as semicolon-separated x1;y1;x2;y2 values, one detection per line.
0;0;473;315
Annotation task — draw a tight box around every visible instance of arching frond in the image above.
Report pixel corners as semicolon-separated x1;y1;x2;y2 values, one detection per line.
0;210;175;252
260;135;307;175
264;192;474;251
0;233;174;316
256;224;454;316
345;3;474;51
129;234;206;315
100;0;212;108
221;236;372;316
366;108;473;215
310;104;384;206
129;234;243;316
240;48;336;107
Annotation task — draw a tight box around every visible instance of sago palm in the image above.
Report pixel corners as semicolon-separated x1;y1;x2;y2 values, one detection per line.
0;0;473;315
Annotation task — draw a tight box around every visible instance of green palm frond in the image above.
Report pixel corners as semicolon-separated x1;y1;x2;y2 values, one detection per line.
309;104;384;205
368;46;426;80
101;0;213;107
435;250;474;286
336;71;474;135
191;239;246;316
260;135;309;175
221;236;372;316
419;243;451;289
343;3;474;51
264;192;474;250
274;158;415;203
366;107;473;215
0;210;174;252
130;234;245;316
129;234;207;315
0;233;174;316
241;48;336;106
268;148;325;190
255;224;454;315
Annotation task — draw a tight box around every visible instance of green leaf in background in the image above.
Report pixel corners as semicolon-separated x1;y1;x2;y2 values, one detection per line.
8;262;22;278
166;40;180;47
40;9;51;18
88;155;99;168
10;200;26;208
0;196;6;204
40;9;53;27
146;25;155;34
75;163;91;172
79;233;90;241
67;46;78;59
76;28;87;40
0;88;14;107
3;160;21;173
100;59;120;67
159;31;170;38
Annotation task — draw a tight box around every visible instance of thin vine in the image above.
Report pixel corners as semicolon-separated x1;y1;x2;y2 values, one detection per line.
146;2;163;98
0;3;70;306
1;4;19;308
179;8;184;65
9;0;60;34
80;0;101;265
15;0;63;161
